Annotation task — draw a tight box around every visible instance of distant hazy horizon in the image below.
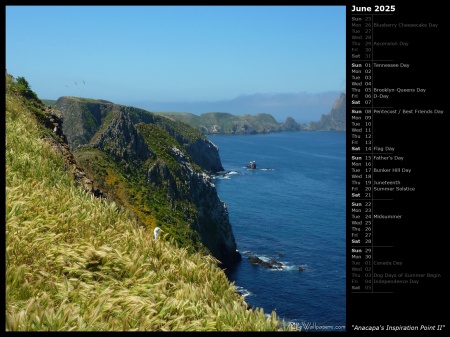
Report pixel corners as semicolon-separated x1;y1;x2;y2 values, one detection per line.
124;91;344;124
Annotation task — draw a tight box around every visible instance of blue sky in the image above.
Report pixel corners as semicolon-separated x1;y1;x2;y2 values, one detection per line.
6;5;345;121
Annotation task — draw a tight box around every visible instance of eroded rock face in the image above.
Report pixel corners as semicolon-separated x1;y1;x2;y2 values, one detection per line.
187;165;241;266
90;111;154;165
149;144;241;267
55;97;116;151
55;97;241;268
40;108;105;198
56;96;225;174
184;138;224;173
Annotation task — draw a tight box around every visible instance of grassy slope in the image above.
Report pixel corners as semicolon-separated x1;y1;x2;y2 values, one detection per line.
5;74;293;331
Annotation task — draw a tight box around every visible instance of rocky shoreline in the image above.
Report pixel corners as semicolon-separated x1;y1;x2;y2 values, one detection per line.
243;251;305;272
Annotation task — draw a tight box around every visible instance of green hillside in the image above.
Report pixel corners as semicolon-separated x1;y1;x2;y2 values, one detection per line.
158;111;304;134
5;73;294;331
52;96;239;266
42;99;57;107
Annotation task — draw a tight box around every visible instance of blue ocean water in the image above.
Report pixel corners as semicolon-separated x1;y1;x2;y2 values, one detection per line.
209;131;346;331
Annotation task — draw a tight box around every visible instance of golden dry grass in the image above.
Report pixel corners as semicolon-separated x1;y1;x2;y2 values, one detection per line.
5;74;294;331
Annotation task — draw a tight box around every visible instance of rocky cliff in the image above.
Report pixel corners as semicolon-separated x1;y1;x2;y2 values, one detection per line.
143;140;239;265
90;110;154;165
54;96;241;267
54;97;224;173
307;93;346;131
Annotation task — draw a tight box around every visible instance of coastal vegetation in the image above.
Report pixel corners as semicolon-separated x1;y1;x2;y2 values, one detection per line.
5;74;294;331
157;111;305;134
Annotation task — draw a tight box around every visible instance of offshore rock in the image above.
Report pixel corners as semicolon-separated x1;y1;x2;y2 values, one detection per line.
247;256;283;269
246;161;256;169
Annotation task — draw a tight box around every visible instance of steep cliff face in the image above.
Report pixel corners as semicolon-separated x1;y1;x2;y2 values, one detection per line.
144;141;240;265
55;97;224;173
188;170;240;266
183;138;223;173
128;111;224;173
90;110;154;165
307;93;346;131
54;97;240;267
54;96;116;150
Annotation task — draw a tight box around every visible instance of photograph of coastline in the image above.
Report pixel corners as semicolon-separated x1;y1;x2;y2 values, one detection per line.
6;5;345;331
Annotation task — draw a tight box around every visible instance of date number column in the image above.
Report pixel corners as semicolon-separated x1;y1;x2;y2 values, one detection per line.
350;13;374;293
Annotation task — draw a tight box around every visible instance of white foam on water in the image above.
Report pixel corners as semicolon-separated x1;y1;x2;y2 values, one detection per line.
228;170;240;175
235;286;252;298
